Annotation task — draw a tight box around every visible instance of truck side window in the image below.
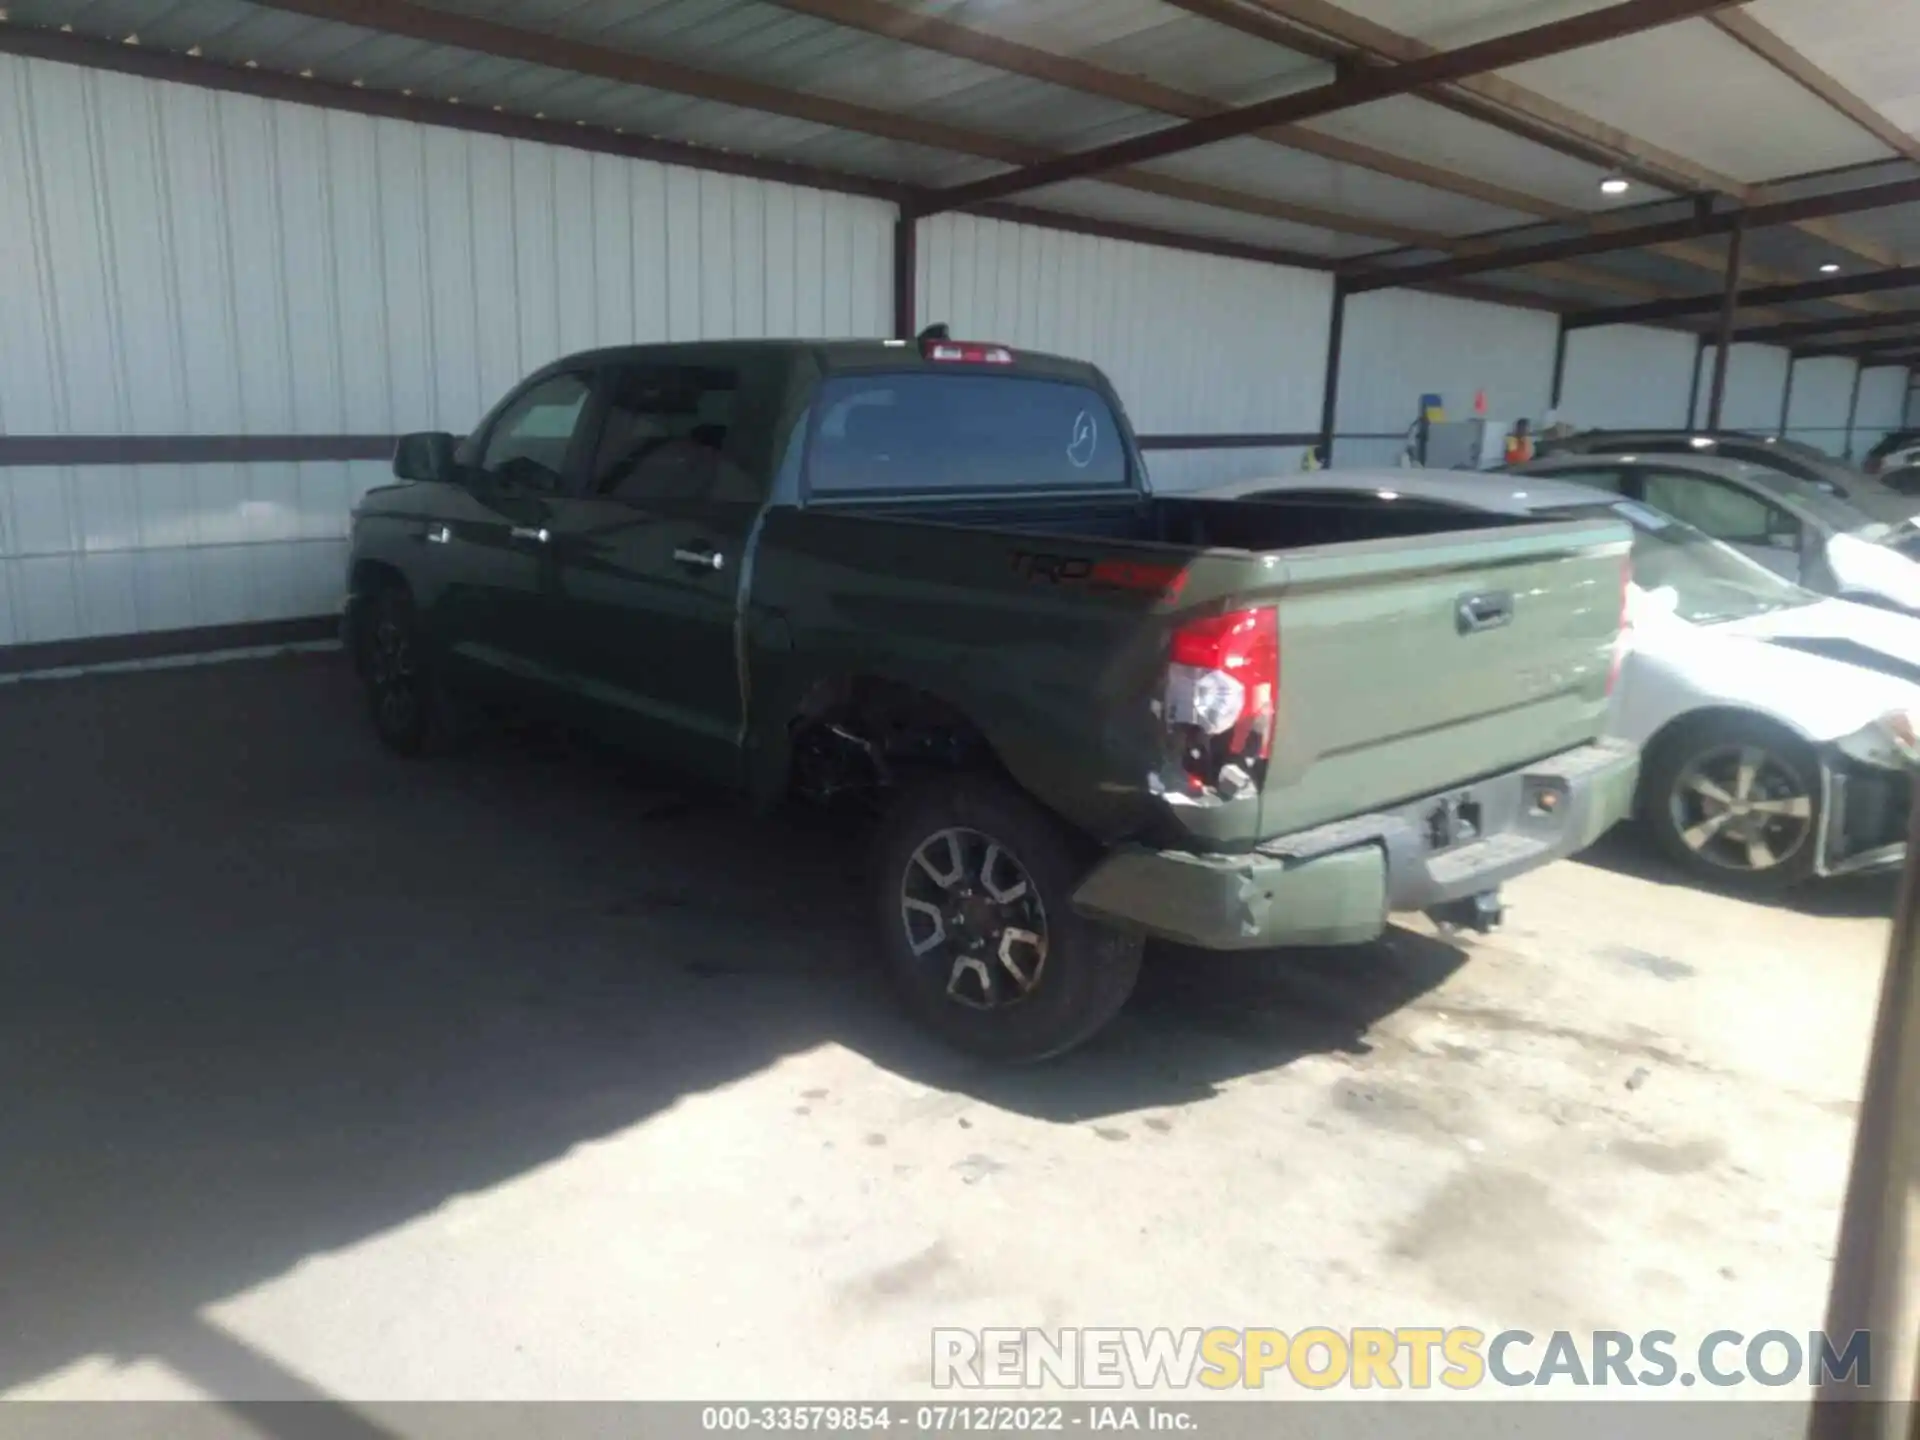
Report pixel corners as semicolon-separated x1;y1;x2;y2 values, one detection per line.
588;364;745;503
478;372;591;493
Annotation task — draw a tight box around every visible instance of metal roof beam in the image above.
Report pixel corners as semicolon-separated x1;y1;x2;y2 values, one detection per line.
1345;176;1920;291
1735;309;1920;345
0;20;909;201
1566;265;1920;328
1802;347;1920;363
1229;0;1898;272
1804;335;1920;359
915;0;1742;216
1710;11;1920;164
238;0;1394;248
768;0;1712;306
771;0;1573;221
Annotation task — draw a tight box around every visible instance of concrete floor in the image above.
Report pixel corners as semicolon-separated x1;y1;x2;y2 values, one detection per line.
0;654;1893;1403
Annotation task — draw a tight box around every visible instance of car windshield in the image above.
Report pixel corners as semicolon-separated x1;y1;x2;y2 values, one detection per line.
1541;500;1816;625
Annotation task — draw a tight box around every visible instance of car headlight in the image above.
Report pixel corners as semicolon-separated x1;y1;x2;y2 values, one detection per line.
1836;709;1920;769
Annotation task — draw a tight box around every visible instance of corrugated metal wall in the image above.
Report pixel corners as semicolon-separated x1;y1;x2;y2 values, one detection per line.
1783;356;1857;457
1558;326;1697;431
0;52;893;651
1859;366;1915;455
915;213;1334;491
1331;290;1558;467
1690;343;1791;433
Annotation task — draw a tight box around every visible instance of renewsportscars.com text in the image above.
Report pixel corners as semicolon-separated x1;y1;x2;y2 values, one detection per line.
931;1327;1873;1392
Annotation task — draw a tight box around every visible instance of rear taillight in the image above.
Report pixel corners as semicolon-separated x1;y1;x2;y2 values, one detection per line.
923;340;1015;364
1607;558;1631;697
1163;606;1278;800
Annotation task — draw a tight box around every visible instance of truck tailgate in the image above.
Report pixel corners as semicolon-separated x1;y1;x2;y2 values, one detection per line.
1250;517;1628;838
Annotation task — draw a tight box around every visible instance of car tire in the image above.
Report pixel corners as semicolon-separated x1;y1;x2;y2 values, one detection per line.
873;773;1144;1063
356;583;473;758
1641;714;1822;892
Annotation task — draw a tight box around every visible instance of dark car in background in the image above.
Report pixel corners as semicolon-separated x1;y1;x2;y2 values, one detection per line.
1538;428;1918;522
1864;429;1920;475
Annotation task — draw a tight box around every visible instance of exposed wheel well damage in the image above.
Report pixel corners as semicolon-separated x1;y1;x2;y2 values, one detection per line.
350;559;409;597
786;676;1000;806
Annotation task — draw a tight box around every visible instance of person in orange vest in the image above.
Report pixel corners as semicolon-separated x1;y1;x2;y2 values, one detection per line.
1505;417;1536;465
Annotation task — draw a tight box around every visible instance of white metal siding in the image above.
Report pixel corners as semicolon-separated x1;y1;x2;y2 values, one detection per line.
1783;356;1857;457
1332;290;1558;467
1691;343;1792;434
0;53;893;649
1858;366;1915;456
1557;326;1697;431
915;213;1334;491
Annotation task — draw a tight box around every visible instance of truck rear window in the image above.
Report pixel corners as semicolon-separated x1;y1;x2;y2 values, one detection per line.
805;373;1129;495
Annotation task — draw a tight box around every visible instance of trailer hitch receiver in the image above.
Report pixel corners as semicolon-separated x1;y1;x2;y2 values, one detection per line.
1427;889;1504;935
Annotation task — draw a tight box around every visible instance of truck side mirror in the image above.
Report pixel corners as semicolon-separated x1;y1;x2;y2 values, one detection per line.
393;431;457;484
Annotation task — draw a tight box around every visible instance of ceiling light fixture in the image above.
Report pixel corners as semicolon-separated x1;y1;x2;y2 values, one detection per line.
1820;263;1841;274
1599;176;1630;196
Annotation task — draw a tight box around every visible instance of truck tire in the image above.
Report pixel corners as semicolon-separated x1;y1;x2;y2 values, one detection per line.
1640;712;1821;892
356;584;473;758
873;774;1144;1062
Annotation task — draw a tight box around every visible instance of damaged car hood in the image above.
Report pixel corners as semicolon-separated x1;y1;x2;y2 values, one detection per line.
1616;598;1920;747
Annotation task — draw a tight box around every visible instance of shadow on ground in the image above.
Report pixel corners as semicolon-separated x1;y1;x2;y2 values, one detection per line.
1570;825;1899;920
0;653;1462;1400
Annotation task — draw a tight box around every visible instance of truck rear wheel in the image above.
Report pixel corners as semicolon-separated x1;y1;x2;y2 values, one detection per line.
873;775;1144;1062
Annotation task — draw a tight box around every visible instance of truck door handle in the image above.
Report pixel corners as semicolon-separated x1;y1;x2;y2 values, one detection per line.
509;525;551;545
673;545;726;573
1456;590;1514;634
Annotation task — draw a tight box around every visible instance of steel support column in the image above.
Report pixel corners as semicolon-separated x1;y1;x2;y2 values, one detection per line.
1317;281;1350;464
1706;219;1746;429
1778;351;1798;439
1686;333;1707;429
1549;315;1571;413
1808;803;1920;1434
1843;361;1864;461
892;208;918;340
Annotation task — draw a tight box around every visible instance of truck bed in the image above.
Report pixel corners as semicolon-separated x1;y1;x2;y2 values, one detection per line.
755;484;1628;849
807;488;1533;551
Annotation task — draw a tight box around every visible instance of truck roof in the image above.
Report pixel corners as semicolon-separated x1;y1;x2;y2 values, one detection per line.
534;337;1110;387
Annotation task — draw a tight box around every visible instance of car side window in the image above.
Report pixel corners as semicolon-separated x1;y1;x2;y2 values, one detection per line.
586;364;747;503
478;372;592;493
1641;470;1798;549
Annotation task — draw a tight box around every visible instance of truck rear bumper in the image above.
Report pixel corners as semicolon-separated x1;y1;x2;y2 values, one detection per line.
1070;739;1639;950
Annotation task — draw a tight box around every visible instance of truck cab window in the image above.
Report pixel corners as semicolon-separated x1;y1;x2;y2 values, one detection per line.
478;372;591;493
588;364;743;503
807;373;1129;494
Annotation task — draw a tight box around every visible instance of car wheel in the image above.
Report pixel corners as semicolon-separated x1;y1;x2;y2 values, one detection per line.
1642;715;1821;891
358;585;471;758
873;774;1144;1063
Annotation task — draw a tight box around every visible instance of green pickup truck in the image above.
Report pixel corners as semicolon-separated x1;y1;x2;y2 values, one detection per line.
344;333;1638;1060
